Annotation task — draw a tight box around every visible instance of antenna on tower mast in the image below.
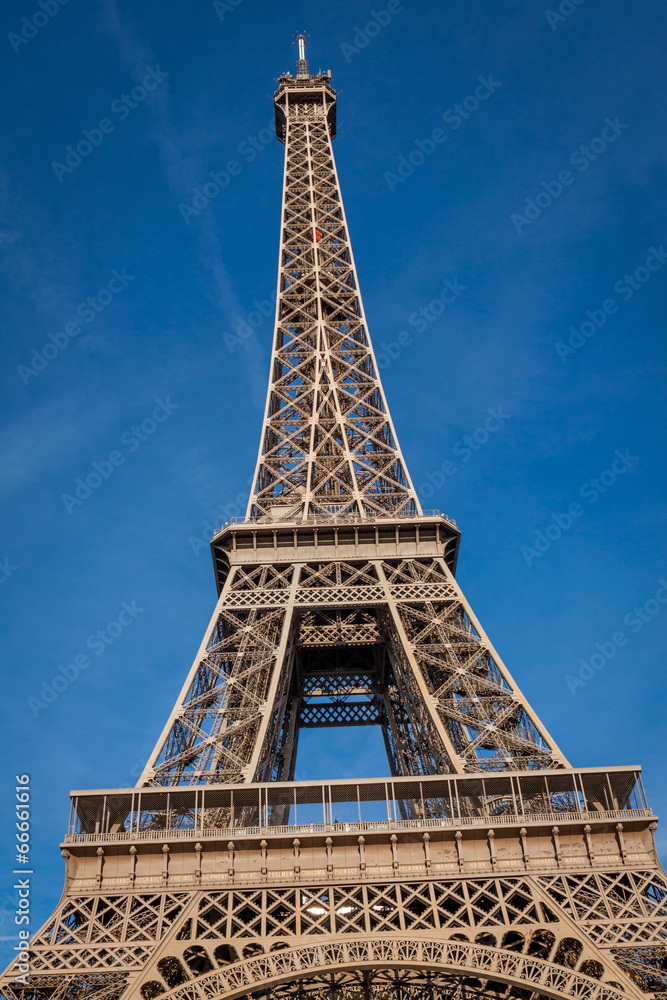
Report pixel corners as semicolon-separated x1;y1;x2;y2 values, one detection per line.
294;31;309;78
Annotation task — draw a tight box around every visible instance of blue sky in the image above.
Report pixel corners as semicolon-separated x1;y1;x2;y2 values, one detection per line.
0;0;666;964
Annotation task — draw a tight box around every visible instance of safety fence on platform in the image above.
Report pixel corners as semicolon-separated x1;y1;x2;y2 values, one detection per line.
66;766;648;841
215;509;457;532
65;805;652;845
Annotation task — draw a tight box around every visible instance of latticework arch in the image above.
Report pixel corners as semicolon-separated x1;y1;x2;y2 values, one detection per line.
153;936;630;1000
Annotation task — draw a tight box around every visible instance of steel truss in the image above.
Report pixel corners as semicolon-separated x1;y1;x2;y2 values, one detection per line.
140;550;567;786
3;39;665;1000
247;59;417;524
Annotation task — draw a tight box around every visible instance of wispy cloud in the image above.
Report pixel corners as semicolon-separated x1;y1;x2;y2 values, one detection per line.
0;373;150;498
96;0;242;324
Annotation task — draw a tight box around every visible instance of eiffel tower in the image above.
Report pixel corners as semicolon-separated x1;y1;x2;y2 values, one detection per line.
4;35;666;1000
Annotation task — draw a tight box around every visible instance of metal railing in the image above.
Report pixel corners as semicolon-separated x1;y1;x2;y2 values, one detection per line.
215;509;457;533
63;806;652;846
66;766;649;843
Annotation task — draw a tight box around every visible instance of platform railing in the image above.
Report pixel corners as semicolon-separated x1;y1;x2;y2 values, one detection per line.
63;806;653;846
66;766;649;841
215;509;457;533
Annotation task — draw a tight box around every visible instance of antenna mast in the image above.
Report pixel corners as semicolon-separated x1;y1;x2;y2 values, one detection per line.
295;31;309;78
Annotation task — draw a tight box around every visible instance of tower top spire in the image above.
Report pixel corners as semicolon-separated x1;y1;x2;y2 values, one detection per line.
294;31;309;78
275;37;336;143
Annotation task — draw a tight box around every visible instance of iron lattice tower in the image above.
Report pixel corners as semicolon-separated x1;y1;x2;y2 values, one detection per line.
3;37;666;1000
